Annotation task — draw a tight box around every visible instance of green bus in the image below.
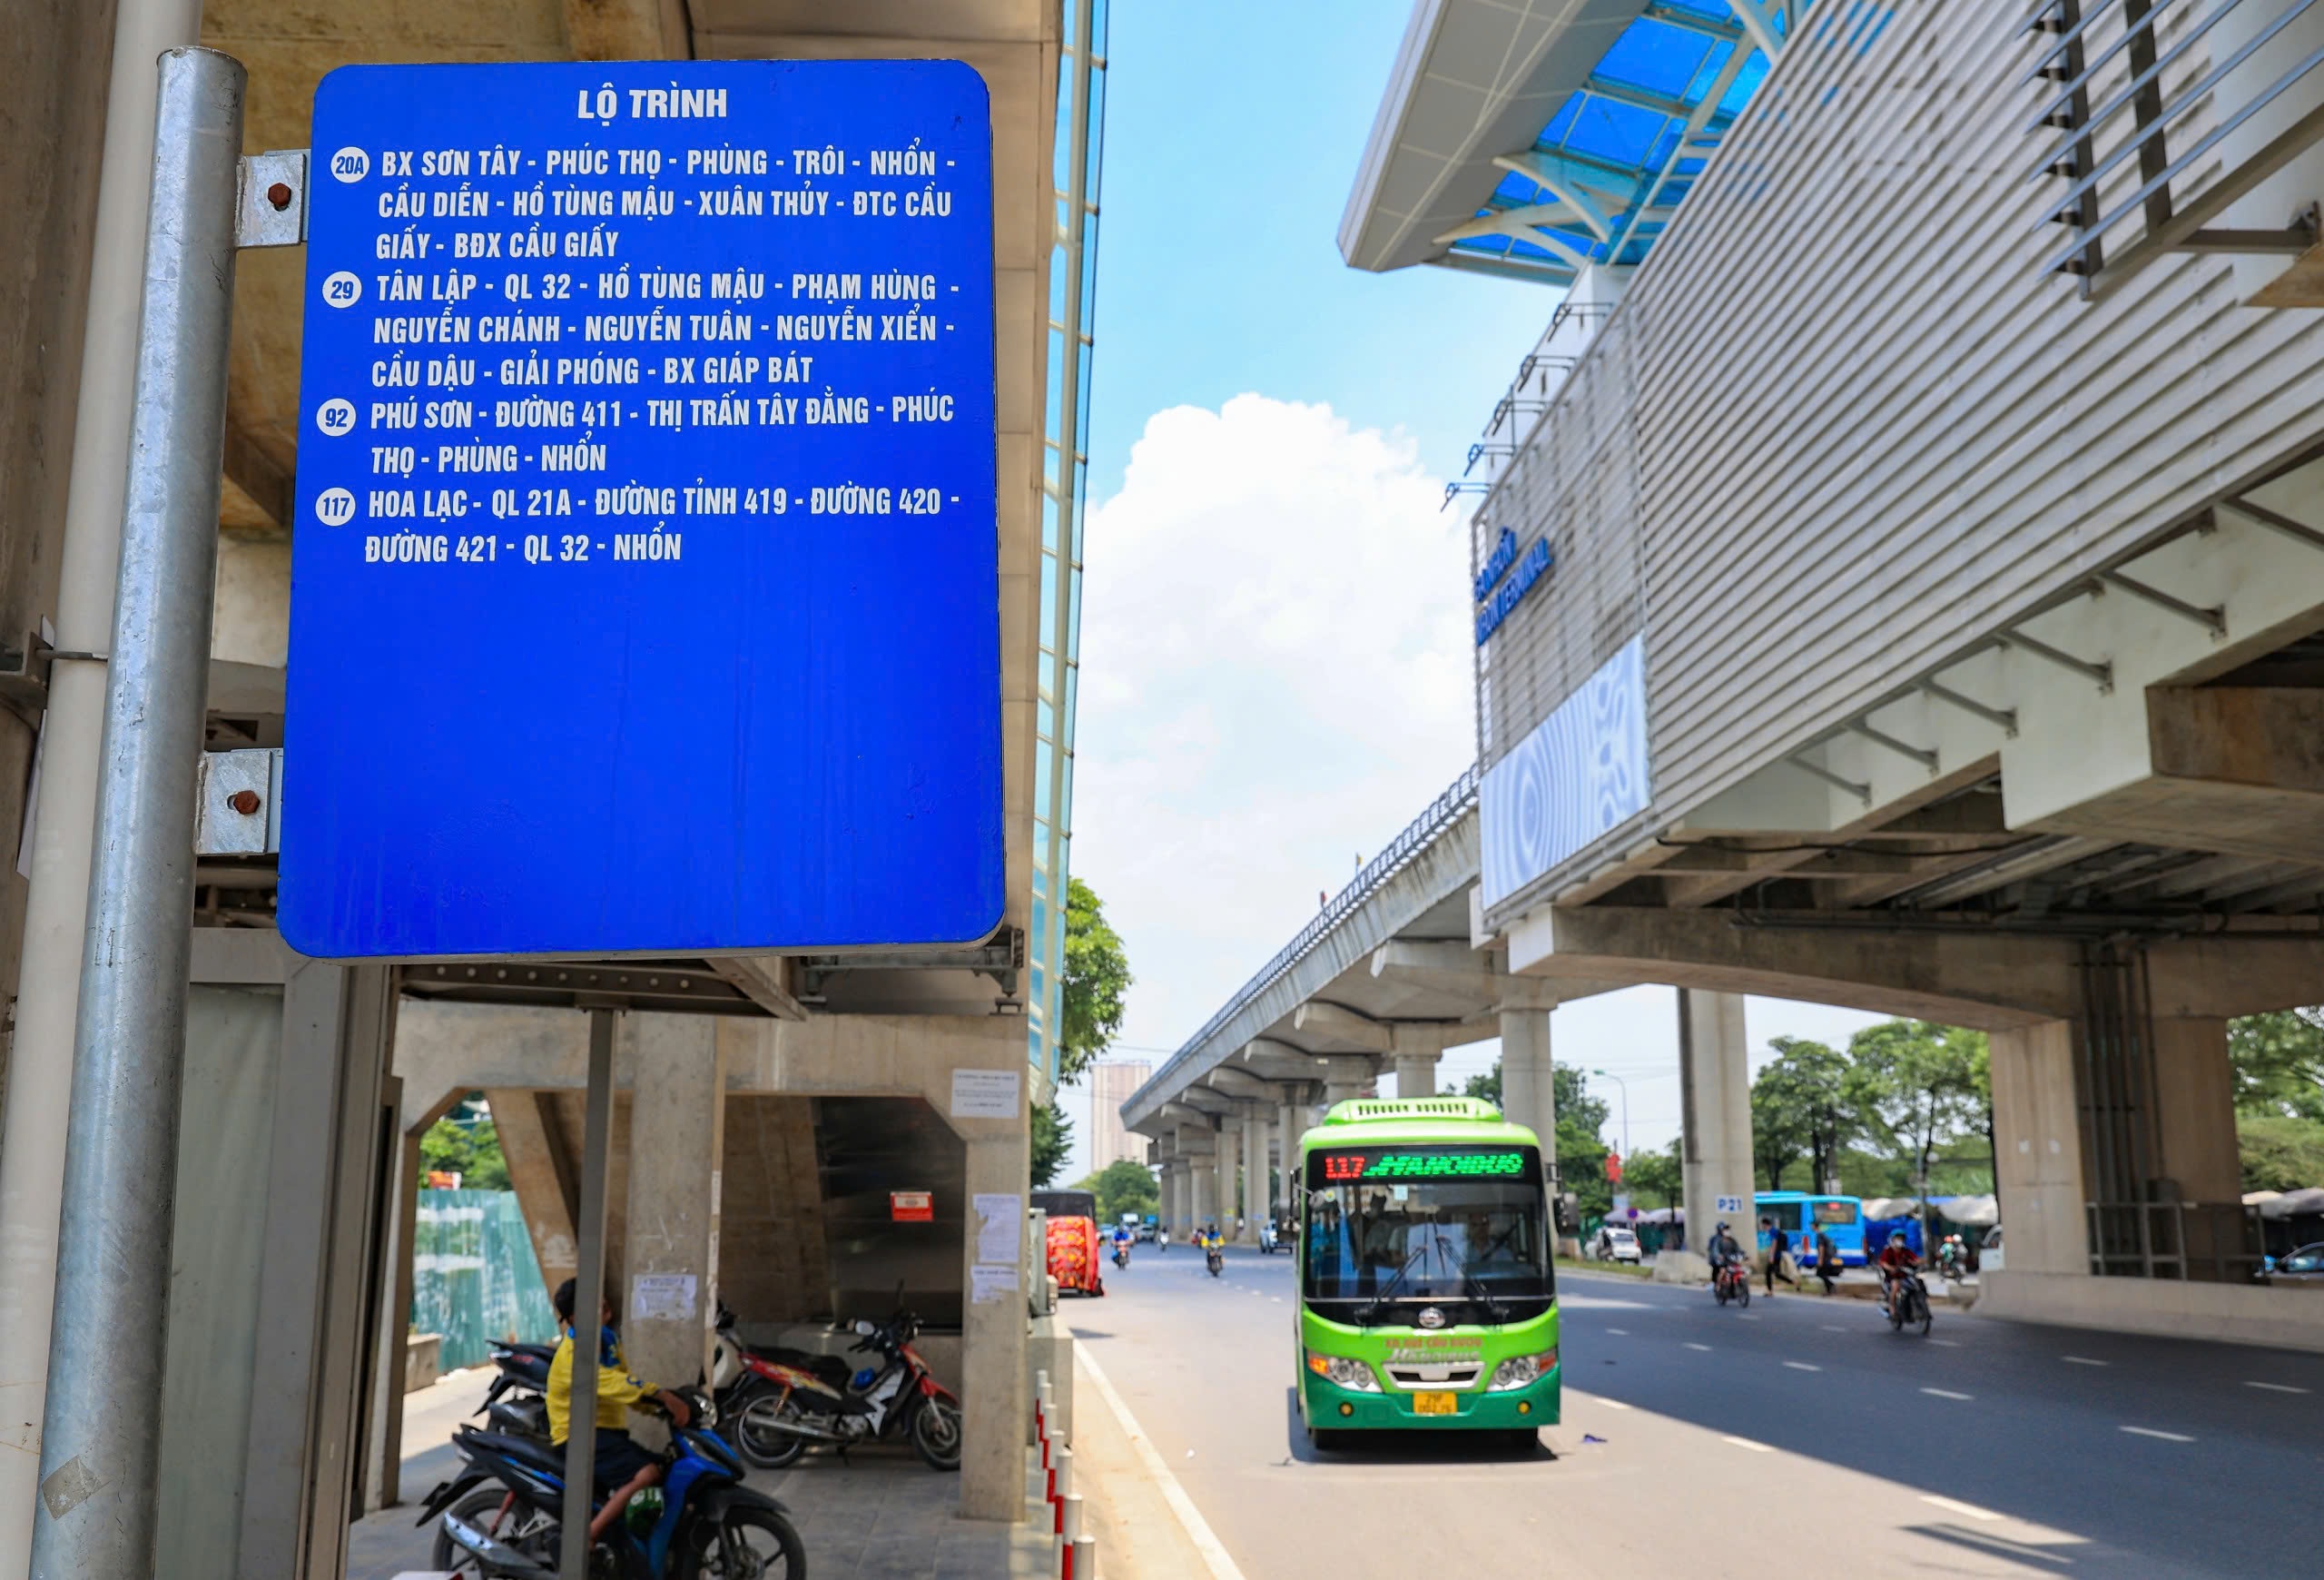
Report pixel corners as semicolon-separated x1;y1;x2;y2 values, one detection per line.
1293;1097;1559;1448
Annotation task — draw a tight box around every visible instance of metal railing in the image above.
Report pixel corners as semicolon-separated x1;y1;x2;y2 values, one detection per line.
2027;0;2324;299
2086;1200;2268;1280
1125;764;1482;1111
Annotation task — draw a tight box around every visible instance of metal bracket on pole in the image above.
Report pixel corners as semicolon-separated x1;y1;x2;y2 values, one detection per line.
1997;627;2113;693
1920;678;2019;737
1786;752;1871;805
236;148;310;249
2099;569;2225;637
195;746;284;854
1845;719;1938;773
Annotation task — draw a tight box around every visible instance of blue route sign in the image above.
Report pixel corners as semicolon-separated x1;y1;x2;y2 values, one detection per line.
280;62;1001;958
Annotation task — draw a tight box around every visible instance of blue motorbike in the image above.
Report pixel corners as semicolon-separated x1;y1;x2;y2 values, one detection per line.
418;1387;805;1578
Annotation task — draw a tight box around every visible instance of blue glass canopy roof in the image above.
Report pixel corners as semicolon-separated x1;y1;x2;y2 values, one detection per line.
1441;1;1835;283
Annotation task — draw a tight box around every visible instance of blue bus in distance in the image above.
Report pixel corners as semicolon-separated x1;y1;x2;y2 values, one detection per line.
1754;1192;1866;1268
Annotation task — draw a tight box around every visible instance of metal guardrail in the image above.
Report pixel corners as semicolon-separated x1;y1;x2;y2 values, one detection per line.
1125;764;1482;1113
2028;0;2324;300
2085;1199;2267;1280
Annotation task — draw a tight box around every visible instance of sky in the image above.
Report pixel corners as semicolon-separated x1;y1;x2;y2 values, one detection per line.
1059;3;1883;1180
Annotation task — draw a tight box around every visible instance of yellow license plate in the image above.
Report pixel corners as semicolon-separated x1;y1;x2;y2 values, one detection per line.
1412;1392;1457;1417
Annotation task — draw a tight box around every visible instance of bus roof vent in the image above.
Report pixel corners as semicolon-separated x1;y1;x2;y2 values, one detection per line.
1323;1097;1503;1124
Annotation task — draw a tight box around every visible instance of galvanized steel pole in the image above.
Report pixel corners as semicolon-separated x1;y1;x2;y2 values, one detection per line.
561;1009;617;1577
28;46;243;1579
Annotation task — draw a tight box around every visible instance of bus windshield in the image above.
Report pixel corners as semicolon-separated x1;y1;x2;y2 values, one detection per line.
1302;1145;1550;1308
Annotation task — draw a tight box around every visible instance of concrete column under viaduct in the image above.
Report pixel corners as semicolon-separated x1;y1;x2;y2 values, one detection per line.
1241;1111;1269;1244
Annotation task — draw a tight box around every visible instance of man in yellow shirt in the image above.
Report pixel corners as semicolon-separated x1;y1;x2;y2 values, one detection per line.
547;1278;694;1545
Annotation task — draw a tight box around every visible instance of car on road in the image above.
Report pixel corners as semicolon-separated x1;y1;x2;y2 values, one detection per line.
2269;1241;2324;1282
1590;1227;1642;1264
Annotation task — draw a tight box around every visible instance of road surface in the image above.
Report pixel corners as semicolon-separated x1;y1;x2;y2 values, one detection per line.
1071;1246;2322;1578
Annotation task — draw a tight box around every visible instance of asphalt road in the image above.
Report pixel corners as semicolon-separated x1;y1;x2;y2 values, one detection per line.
1070;1246;2324;1580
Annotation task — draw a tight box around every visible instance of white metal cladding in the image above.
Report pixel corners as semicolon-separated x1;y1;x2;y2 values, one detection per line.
1472;307;1643;769
1475;1;2324;927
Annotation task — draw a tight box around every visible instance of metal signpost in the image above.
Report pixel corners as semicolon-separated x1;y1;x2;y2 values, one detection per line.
281;60;1001;960
36;53;1000;1580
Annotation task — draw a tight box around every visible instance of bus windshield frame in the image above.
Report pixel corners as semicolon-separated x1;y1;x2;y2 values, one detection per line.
1300;1142;1552;1324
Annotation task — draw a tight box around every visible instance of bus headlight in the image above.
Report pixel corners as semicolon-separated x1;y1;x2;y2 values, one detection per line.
1488;1349;1558;1391
1305;1351;1380;1392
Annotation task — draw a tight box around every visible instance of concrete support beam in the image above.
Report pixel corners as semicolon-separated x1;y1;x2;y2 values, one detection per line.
1191;1150;1215;1230
1677;990;1754;1277
1293;1000;1489;1054
1241;1114;1268;1245
1498;1008;1556;1156
1278;1099;1304;1216
619;1015;725;1396
488;1089;579;1294
1215;1117;1240;1234
2152;1017;2241;1208
1204;1064;1282;1101
1393;1052;1442;1097
1320;1056;1376;1107
1989;1021;2091;1277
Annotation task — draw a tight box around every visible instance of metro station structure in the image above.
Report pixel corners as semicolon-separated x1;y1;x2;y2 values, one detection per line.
0;0;1103;1573
1128;0;2324;1356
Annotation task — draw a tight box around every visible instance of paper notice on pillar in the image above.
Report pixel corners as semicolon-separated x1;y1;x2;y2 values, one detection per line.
950;1066;1021;1119
970;1263;1019;1305
972;1192;1022;1265
630;1272;698;1323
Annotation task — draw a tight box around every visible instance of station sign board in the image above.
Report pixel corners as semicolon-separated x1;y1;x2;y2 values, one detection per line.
280;62;1001;958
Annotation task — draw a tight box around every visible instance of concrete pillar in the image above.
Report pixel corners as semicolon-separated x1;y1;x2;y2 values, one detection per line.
1278;1099;1303;1214
1498;1007;1556;1149
2151;1017;2240;1208
958;1082;1030;1521
1215;1116;1240;1234
1240;1112;1268;1244
1678;989;1754;1277
1990;1020;2091;1278
619;1015;726;1394
1190;1149;1215;1230
1321;1056;1373;1107
1393;1052;1441;1097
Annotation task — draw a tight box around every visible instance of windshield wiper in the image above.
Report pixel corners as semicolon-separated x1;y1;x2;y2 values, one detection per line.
1434;1231;1508;1325
1357;1245;1429;1327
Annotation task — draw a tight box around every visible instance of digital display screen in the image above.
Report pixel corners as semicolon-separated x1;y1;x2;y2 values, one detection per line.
1317;1149;1529;1181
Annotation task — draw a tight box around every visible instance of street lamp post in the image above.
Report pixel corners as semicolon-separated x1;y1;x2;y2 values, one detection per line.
1590;1068;1631;1180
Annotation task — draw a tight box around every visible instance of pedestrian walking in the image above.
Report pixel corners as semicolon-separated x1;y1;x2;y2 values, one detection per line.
1761;1215;1798;1293
1814;1228;1838;1295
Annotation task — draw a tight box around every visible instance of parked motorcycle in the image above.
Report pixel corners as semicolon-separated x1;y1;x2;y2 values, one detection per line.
728;1309;962;1473
475;1339;556;1440
1712;1255;1752;1308
418;1387;803;1578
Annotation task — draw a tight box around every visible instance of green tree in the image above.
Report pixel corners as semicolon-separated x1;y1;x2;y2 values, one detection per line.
1462;1063;1501;1105
1056;878;1133;1088
2239;1112;2324;1192
1030;1099;1073;1188
418;1111;509;1190
1624;1138;1684;1215
1845;1021;1988;1224
2229;1010;2324;1121
1072;1157;1161;1222
1751;1037;1852;1191
1462;1060;1610;1217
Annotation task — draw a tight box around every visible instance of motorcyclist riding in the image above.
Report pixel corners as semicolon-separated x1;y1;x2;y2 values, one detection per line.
1706;1220;1746;1290
546;1278;694;1546
1876;1230;1923;1316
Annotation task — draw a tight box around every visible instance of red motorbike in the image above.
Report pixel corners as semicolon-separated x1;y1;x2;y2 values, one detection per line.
1712;1254;1753;1308
729;1308;962;1472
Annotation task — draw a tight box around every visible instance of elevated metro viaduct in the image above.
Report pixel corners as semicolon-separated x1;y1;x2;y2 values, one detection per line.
0;0;1106;1574
1338;0;2324;1350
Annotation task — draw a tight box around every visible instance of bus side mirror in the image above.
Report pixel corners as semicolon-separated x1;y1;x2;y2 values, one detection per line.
1554;1193;1579;1233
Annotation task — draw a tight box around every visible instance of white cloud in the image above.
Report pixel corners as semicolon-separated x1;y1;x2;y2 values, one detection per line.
1072;394;1476;1062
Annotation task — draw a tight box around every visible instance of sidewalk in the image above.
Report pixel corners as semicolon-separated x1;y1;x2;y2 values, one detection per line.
344;1370;1057;1580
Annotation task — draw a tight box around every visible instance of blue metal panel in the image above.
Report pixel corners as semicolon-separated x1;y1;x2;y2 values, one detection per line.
281;62;1002;957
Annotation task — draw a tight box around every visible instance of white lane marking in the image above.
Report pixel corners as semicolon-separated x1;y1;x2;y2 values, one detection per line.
1737;1313;1761;1320
2119;1426;2194;1442
2062;1356;2109;1367
1684;1342;1713;1352
1921;1495;2002;1522
1819;1325;1848;1333
1594;1397;1632;1410
1928;1338;1960;1348
1606;1328;1630;1336
1921;1387;1974;1400
1073;1335;1249;1580
1722;1435;1774;1453
1783;1361;1821;1372
2244;1380;2309;1394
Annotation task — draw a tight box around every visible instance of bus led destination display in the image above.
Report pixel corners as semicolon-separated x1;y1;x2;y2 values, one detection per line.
280;61;1000;959
1318;1149;1531;1181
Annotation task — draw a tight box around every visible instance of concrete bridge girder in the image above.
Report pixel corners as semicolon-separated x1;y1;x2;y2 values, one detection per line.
1291;998;1497;1054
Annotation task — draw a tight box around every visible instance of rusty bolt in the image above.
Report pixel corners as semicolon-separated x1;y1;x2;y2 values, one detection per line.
227;789;261;816
266;182;292;212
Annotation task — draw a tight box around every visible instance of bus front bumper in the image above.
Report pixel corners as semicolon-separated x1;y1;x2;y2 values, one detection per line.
1302;1368;1561;1429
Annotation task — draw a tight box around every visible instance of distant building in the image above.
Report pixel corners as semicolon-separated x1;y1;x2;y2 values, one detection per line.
1088;1062;1152;1170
